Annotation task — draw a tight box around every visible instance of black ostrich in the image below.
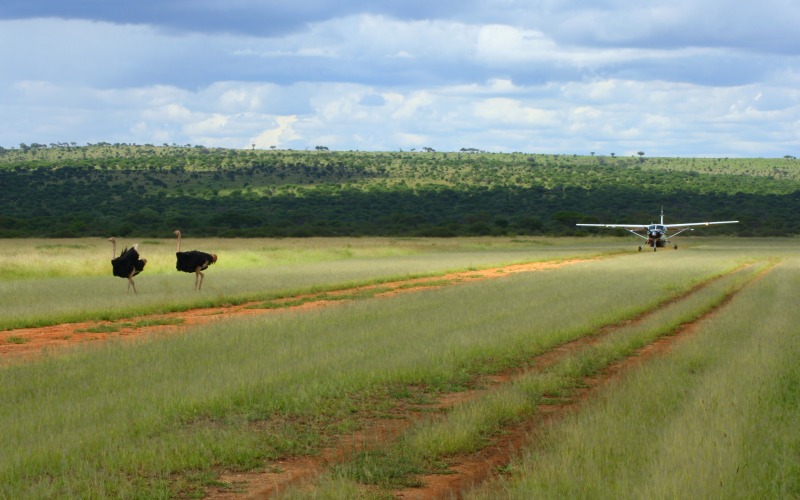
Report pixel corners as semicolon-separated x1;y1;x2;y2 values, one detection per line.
174;229;217;290
108;237;147;294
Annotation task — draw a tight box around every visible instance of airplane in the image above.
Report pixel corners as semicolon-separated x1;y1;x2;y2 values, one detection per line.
576;209;738;251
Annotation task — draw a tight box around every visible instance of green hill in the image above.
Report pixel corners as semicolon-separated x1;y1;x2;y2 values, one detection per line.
1;144;797;237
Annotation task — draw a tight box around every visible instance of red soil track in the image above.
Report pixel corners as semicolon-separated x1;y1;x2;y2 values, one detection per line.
0;259;593;361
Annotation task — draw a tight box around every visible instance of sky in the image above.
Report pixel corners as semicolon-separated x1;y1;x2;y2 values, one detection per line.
1;1;799;157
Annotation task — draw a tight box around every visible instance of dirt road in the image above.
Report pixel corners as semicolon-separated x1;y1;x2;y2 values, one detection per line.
0;259;593;360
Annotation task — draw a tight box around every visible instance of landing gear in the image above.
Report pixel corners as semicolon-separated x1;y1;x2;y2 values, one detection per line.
638;246;642;252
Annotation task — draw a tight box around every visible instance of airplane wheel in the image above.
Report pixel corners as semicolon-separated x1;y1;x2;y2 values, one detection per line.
638;246;642;252
653;246;657;252
674;245;678;250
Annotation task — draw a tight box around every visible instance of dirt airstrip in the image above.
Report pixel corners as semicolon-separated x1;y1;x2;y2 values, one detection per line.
0;256;732;498
0;259;592;360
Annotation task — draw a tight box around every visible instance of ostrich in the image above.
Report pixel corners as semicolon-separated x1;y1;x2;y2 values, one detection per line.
108;237;147;293
174;229;217;290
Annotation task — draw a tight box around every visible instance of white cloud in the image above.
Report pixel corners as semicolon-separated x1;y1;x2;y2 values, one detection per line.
395;132;430;147
184;114;229;136
486;78;519;93
217;88;263;112
141;104;194;123
1;2;800;156
391;91;437;120
476;25;557;64
474;98;558;126
251;116;301;148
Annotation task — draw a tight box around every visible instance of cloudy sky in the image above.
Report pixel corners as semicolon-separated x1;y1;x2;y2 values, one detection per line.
2;1;799;157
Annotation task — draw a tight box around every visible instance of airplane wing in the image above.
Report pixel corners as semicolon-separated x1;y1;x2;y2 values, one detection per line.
576;223;647;229
577;211;737;247
577;210;738;234
575;223;649;240
664;221;738;229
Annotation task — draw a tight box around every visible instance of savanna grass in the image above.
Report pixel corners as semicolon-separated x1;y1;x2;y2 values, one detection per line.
0;247;749;497
0;236;622;330
320;260;768;493
468;257;800;499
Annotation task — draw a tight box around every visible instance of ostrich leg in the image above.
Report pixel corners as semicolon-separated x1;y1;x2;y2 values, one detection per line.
195;269;202;290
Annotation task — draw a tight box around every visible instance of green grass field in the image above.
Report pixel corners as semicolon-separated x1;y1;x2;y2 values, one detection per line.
0;236;620;330
0;237;797;498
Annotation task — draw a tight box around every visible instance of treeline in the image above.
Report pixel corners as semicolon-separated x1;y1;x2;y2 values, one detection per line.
0;145;797;237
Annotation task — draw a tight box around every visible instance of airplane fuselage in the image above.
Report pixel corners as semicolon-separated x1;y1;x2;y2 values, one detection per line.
646;225;666;247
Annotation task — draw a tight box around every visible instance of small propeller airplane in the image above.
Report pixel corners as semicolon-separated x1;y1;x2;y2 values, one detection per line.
576;208;738;251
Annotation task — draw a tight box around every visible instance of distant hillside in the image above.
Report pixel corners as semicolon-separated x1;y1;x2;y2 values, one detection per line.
0;144;797;237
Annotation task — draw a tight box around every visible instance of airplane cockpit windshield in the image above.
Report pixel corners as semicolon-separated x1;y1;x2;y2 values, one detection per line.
648;225;666;232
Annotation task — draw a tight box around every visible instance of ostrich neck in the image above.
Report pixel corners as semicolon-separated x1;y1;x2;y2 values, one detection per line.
111;240;116;258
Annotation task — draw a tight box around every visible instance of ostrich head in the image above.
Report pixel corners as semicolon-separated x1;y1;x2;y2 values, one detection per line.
211;254;218;263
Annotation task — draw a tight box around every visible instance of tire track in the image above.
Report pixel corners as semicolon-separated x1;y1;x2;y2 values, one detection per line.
204;262;769;499
394;262;772;499
0;258;596;361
